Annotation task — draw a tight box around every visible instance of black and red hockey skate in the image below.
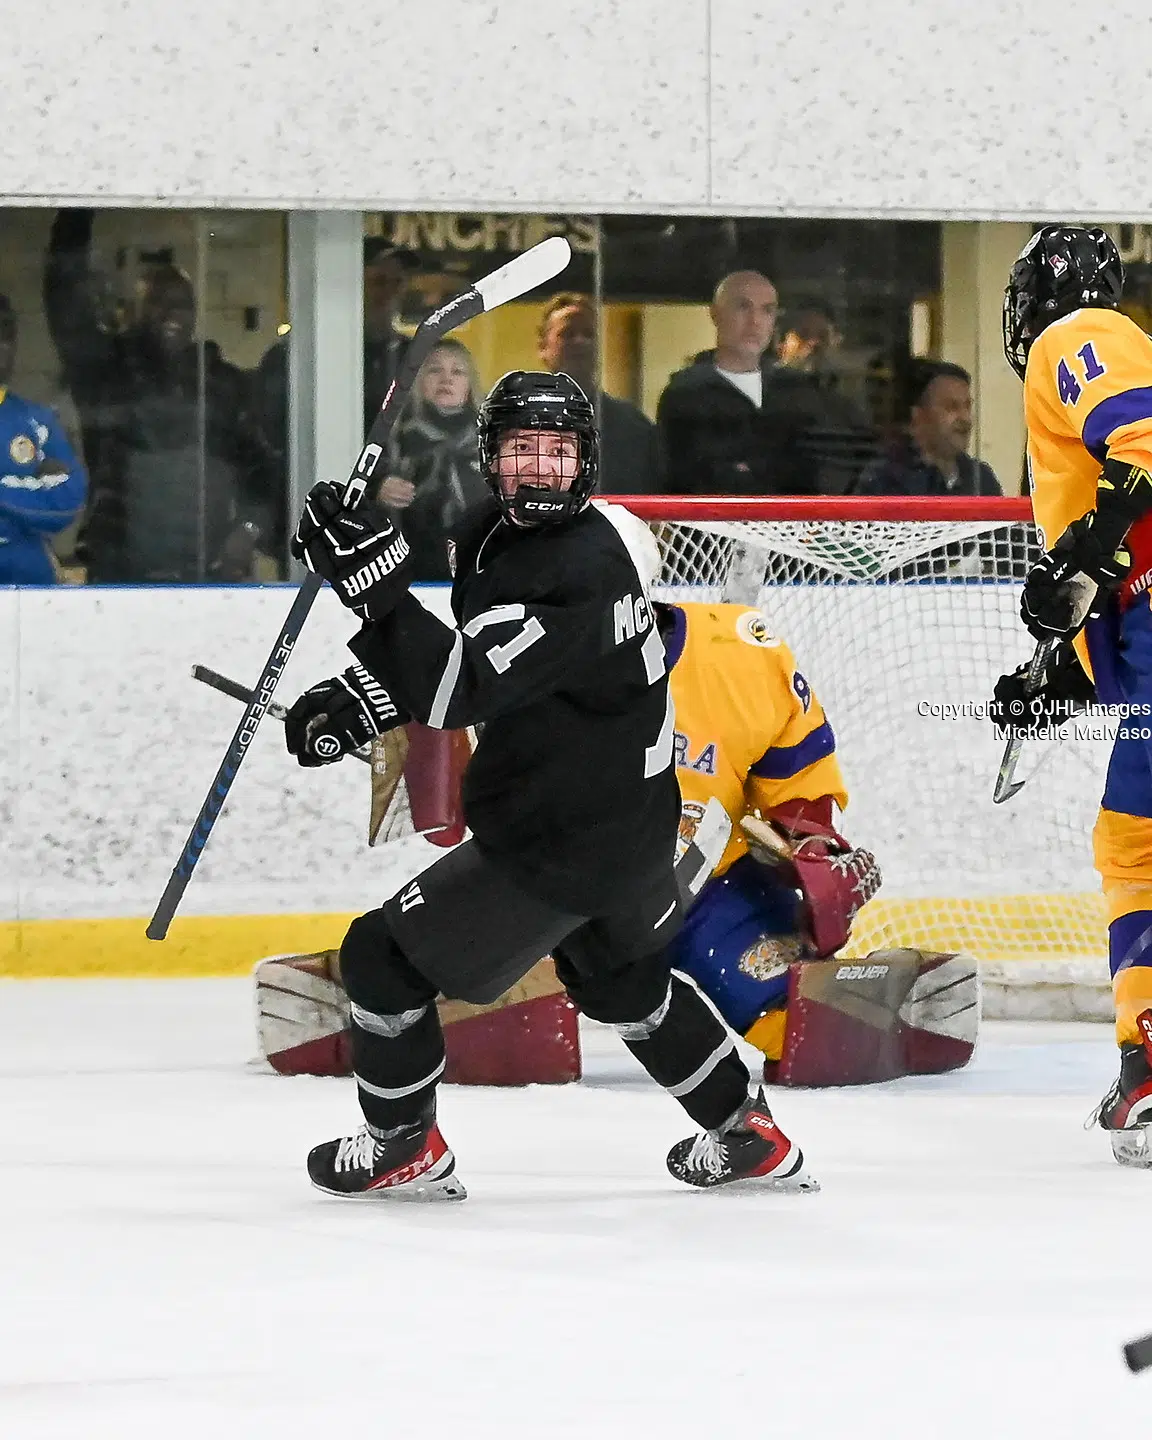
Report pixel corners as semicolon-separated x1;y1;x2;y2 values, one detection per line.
1089;1010;1152;1168
667;1088;819;1192
308;1116;467;1201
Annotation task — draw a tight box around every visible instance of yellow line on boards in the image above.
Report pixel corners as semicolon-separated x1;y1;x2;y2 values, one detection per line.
0;914;358;979
0;893;1110;979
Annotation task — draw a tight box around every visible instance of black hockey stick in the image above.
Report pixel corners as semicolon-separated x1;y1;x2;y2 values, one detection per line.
147;236;573;940
190;663;371;766
992;636;1057;804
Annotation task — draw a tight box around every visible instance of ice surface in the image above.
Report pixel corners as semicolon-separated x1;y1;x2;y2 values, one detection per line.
2;979;1150;1438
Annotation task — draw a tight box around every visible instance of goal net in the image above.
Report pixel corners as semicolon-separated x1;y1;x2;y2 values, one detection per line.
625;495;1111;1021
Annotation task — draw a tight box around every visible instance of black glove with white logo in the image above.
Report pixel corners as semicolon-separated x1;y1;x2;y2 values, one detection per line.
291;481;413;621
1020;512;1130;643
284;664;409;768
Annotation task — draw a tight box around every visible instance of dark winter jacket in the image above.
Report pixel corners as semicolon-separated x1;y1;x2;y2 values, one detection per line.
597;391;665;495
44;210;273;581
386;403;488;581
854;435;1002;498
655;355;817;497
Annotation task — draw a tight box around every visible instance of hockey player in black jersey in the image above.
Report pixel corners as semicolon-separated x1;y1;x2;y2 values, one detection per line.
284;370;816;1199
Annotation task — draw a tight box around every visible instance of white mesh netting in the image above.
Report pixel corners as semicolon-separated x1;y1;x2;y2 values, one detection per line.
652;511;1112;1019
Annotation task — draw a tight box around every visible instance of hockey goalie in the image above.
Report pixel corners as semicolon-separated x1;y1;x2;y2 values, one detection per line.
255;513;978;1088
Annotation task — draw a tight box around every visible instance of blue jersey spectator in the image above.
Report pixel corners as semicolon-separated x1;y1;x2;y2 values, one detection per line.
0;298;86;585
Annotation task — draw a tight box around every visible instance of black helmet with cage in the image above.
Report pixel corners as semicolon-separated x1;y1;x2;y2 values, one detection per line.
1003;226;1124;380
477;370;599;526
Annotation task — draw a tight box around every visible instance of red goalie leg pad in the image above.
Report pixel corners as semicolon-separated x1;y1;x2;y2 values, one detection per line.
271;1030;353;1077
441;960;581;1086
764;950;978;1087
254;953;353;1076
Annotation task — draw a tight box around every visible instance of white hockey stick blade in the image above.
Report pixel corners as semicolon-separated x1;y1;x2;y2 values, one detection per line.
473;237;572;313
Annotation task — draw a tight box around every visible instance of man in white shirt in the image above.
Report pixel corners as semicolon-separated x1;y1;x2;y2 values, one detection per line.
656;271;817;497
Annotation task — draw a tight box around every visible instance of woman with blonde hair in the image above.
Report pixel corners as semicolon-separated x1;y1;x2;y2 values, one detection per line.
377;338;487;581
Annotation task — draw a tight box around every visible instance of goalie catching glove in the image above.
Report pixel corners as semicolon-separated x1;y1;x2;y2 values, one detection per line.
285;663;409;767
990;640;1096;735
742;797;882;958
291;480;412;620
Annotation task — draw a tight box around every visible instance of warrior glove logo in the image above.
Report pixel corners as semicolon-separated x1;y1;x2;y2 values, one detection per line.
341;534;410;599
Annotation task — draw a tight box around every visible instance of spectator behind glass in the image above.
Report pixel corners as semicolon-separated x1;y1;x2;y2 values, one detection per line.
537;293;663;494
774;302;878;495
252;236;420;561
655;270;816;496
377;339;487;581
0;295;87;584
855;361;1001;497
43;210;273;582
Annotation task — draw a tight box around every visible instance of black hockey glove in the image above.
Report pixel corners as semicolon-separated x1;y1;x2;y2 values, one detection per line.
284;664;409;767
291;480;412;621
1020;512;1130;643
989;641;1096;737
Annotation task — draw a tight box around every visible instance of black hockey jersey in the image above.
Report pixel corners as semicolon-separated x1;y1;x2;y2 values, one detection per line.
350;499;680;912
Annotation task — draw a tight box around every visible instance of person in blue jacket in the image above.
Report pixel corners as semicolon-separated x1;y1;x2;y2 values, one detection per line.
0;296;87;585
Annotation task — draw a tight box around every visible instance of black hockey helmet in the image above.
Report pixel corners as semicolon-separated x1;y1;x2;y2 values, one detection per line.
1003;226;1124;379
477;370;599;526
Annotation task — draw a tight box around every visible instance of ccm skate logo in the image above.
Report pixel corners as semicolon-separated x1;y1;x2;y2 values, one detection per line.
1139;1012;1152;1047
744;1114;778;1138
373;1147;437;1189
613;592;651;644
835;964;890;981
341;535;410;598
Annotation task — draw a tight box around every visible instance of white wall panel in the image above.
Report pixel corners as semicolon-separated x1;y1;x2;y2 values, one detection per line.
10;0;1148;215
710;0;1152;219
7;0;708;210
2;577;1110;928
10;585;457;921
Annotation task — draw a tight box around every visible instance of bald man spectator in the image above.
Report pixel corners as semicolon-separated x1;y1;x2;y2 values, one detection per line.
537;293;663;494
855;361;1001;497
655;271;816;497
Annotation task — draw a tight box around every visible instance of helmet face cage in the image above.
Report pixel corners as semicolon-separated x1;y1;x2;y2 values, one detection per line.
478;371;599;527
1002;226;1124;380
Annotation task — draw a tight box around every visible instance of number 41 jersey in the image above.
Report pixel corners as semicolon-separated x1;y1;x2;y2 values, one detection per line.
350;498;681;914
1024;306;1152;611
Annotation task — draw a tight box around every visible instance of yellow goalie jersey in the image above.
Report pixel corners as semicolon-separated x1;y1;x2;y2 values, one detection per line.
665;602;848;872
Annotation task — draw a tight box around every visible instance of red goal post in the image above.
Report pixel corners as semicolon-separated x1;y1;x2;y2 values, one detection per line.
618;493;1110;1022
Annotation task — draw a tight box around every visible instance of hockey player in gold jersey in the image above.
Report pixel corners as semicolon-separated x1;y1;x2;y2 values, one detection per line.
658;598;976;1084
997;225;1152;1164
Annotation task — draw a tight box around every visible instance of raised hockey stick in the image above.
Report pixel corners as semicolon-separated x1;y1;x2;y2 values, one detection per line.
146;236;573;940
190;663;371;765
992;636;1057;804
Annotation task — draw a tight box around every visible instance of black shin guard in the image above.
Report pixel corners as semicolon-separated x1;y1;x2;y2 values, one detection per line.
559;944;750;1131
621;976;750;1130
340;909;444;1131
